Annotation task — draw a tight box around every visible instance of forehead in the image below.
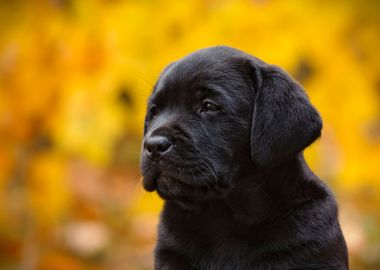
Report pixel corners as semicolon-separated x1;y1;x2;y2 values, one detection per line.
150;51;248;104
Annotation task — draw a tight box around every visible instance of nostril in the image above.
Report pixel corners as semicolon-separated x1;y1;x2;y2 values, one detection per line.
145;141;153;153
157;139;171;152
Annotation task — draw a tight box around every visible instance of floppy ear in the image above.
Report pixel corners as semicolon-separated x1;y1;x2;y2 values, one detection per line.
250;63;322;166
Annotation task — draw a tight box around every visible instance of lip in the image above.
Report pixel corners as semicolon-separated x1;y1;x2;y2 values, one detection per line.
142;169;159;192
142;177;157;191
142;174;177;200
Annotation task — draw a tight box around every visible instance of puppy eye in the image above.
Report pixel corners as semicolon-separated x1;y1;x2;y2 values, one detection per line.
201;101;221;112
150;105;158;117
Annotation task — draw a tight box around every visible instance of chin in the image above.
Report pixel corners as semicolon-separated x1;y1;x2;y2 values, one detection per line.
155;177;188;200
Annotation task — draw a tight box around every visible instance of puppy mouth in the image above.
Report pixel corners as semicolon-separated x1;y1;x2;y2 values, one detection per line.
156;175;198;200
141;159;228;200
142;164;193;191
142;169;197;200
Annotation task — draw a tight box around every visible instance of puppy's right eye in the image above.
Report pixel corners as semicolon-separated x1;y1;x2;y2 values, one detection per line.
150;105;158;117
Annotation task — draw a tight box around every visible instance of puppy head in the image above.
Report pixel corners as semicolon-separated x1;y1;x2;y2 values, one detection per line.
140;46;322;201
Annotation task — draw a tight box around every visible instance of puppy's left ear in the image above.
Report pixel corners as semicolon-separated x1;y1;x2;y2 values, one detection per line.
250;62;322;166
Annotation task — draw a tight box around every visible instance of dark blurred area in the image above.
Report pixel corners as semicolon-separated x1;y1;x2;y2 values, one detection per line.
0;1;379;269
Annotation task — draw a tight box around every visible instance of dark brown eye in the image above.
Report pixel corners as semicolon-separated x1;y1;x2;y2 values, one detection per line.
201;101;220;112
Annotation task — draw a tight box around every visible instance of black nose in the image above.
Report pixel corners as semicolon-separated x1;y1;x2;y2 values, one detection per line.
145;135;173;160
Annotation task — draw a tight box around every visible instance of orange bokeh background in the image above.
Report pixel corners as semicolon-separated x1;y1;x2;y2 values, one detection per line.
0;1;379;269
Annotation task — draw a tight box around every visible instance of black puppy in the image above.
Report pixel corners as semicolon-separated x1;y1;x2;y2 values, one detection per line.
141;46;348;270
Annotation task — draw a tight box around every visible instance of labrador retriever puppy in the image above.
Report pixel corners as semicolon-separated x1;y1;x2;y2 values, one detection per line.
140;46;348;270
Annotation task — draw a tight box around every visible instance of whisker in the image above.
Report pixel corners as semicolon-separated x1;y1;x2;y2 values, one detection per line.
198;164;218;191
198;164;218;190
136;74;155;88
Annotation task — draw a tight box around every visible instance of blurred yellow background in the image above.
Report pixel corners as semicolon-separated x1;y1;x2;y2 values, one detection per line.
0;0;379;269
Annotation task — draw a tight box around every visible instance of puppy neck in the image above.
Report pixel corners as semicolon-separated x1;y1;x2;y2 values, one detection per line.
224;154;318;225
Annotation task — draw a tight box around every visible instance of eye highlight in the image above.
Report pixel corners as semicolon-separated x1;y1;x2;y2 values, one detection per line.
201;101;221;113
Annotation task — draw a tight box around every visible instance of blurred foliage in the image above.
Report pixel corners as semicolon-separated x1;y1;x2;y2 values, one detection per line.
0;0;379;269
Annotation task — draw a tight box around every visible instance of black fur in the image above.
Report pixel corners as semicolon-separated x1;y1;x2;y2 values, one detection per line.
140;46;348;270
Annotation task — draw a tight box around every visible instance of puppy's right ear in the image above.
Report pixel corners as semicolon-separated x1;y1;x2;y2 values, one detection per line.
249;61;322;166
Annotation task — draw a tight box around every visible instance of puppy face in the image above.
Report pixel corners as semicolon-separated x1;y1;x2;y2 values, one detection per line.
141;46;322;201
